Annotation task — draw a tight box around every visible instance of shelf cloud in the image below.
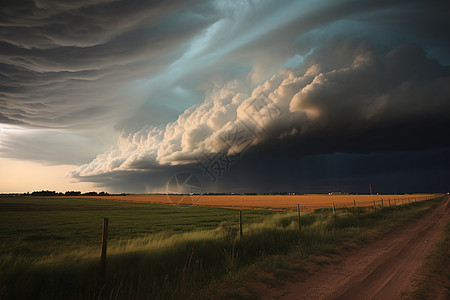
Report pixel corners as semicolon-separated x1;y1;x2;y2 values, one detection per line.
72;40;450;192
1;0;449;193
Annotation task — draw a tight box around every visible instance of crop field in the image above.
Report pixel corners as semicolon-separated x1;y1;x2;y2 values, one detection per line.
0;196;283;299
0;194;444;299
66;193;438;211
0;196;277;255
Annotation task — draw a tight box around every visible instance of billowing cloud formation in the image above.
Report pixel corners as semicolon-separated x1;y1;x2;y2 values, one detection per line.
2;0;449;130
1;0;450;193
73;40;450;185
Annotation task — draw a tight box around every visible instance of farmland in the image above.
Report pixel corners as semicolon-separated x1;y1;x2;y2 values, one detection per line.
0;194;445;299
63;193;438;211
0;196;277;255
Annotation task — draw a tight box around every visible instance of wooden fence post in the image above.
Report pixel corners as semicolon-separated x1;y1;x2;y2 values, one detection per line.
297;204;301;231
100;217;109;277
381;198;384;208
239;210;243;238
388;198;390;207
353;199;356;214
332;202;335;216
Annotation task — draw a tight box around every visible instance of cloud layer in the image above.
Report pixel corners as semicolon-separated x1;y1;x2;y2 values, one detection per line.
1;0;449;192
73;40;450;191
0;0;213;128
2;0;448;130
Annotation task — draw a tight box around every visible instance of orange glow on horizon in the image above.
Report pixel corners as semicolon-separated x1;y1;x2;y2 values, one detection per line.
0;158;96;193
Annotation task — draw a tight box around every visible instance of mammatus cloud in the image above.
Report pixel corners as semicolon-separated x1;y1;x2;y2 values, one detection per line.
73;41;450;186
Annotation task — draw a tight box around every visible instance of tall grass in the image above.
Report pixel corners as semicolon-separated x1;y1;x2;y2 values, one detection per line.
405;221;450;299
0;196;444;299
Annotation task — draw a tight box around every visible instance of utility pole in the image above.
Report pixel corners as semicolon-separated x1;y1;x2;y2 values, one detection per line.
369;183;372;195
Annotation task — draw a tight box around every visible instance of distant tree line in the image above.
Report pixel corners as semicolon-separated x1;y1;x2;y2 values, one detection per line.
25;190;110;196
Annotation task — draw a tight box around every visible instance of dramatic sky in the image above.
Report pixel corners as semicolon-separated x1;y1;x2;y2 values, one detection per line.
1;0;449;194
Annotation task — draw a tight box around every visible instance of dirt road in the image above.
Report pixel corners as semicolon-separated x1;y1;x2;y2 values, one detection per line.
262;197;449;300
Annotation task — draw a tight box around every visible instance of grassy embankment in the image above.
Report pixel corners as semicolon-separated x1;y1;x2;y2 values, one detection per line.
0;195;444;299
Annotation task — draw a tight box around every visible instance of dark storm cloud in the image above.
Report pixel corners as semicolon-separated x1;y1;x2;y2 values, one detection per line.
1;0;448;130
1;0;203;49
73;39;450;192
281;41;450;154
1;0;449;192
73;147;450;194
0;0;214;128
71;164;194;194
198;147;450;194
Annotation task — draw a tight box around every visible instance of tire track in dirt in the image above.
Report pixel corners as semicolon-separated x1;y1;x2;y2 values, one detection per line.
262;197;450;300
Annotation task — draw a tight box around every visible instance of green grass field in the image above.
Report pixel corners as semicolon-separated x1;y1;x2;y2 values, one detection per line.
0;196;280;299
0;196;277;258
0;195;445;299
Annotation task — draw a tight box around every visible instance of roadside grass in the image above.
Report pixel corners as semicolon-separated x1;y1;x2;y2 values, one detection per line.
407;221;450;299
0;195;444;299
203;196;445;299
